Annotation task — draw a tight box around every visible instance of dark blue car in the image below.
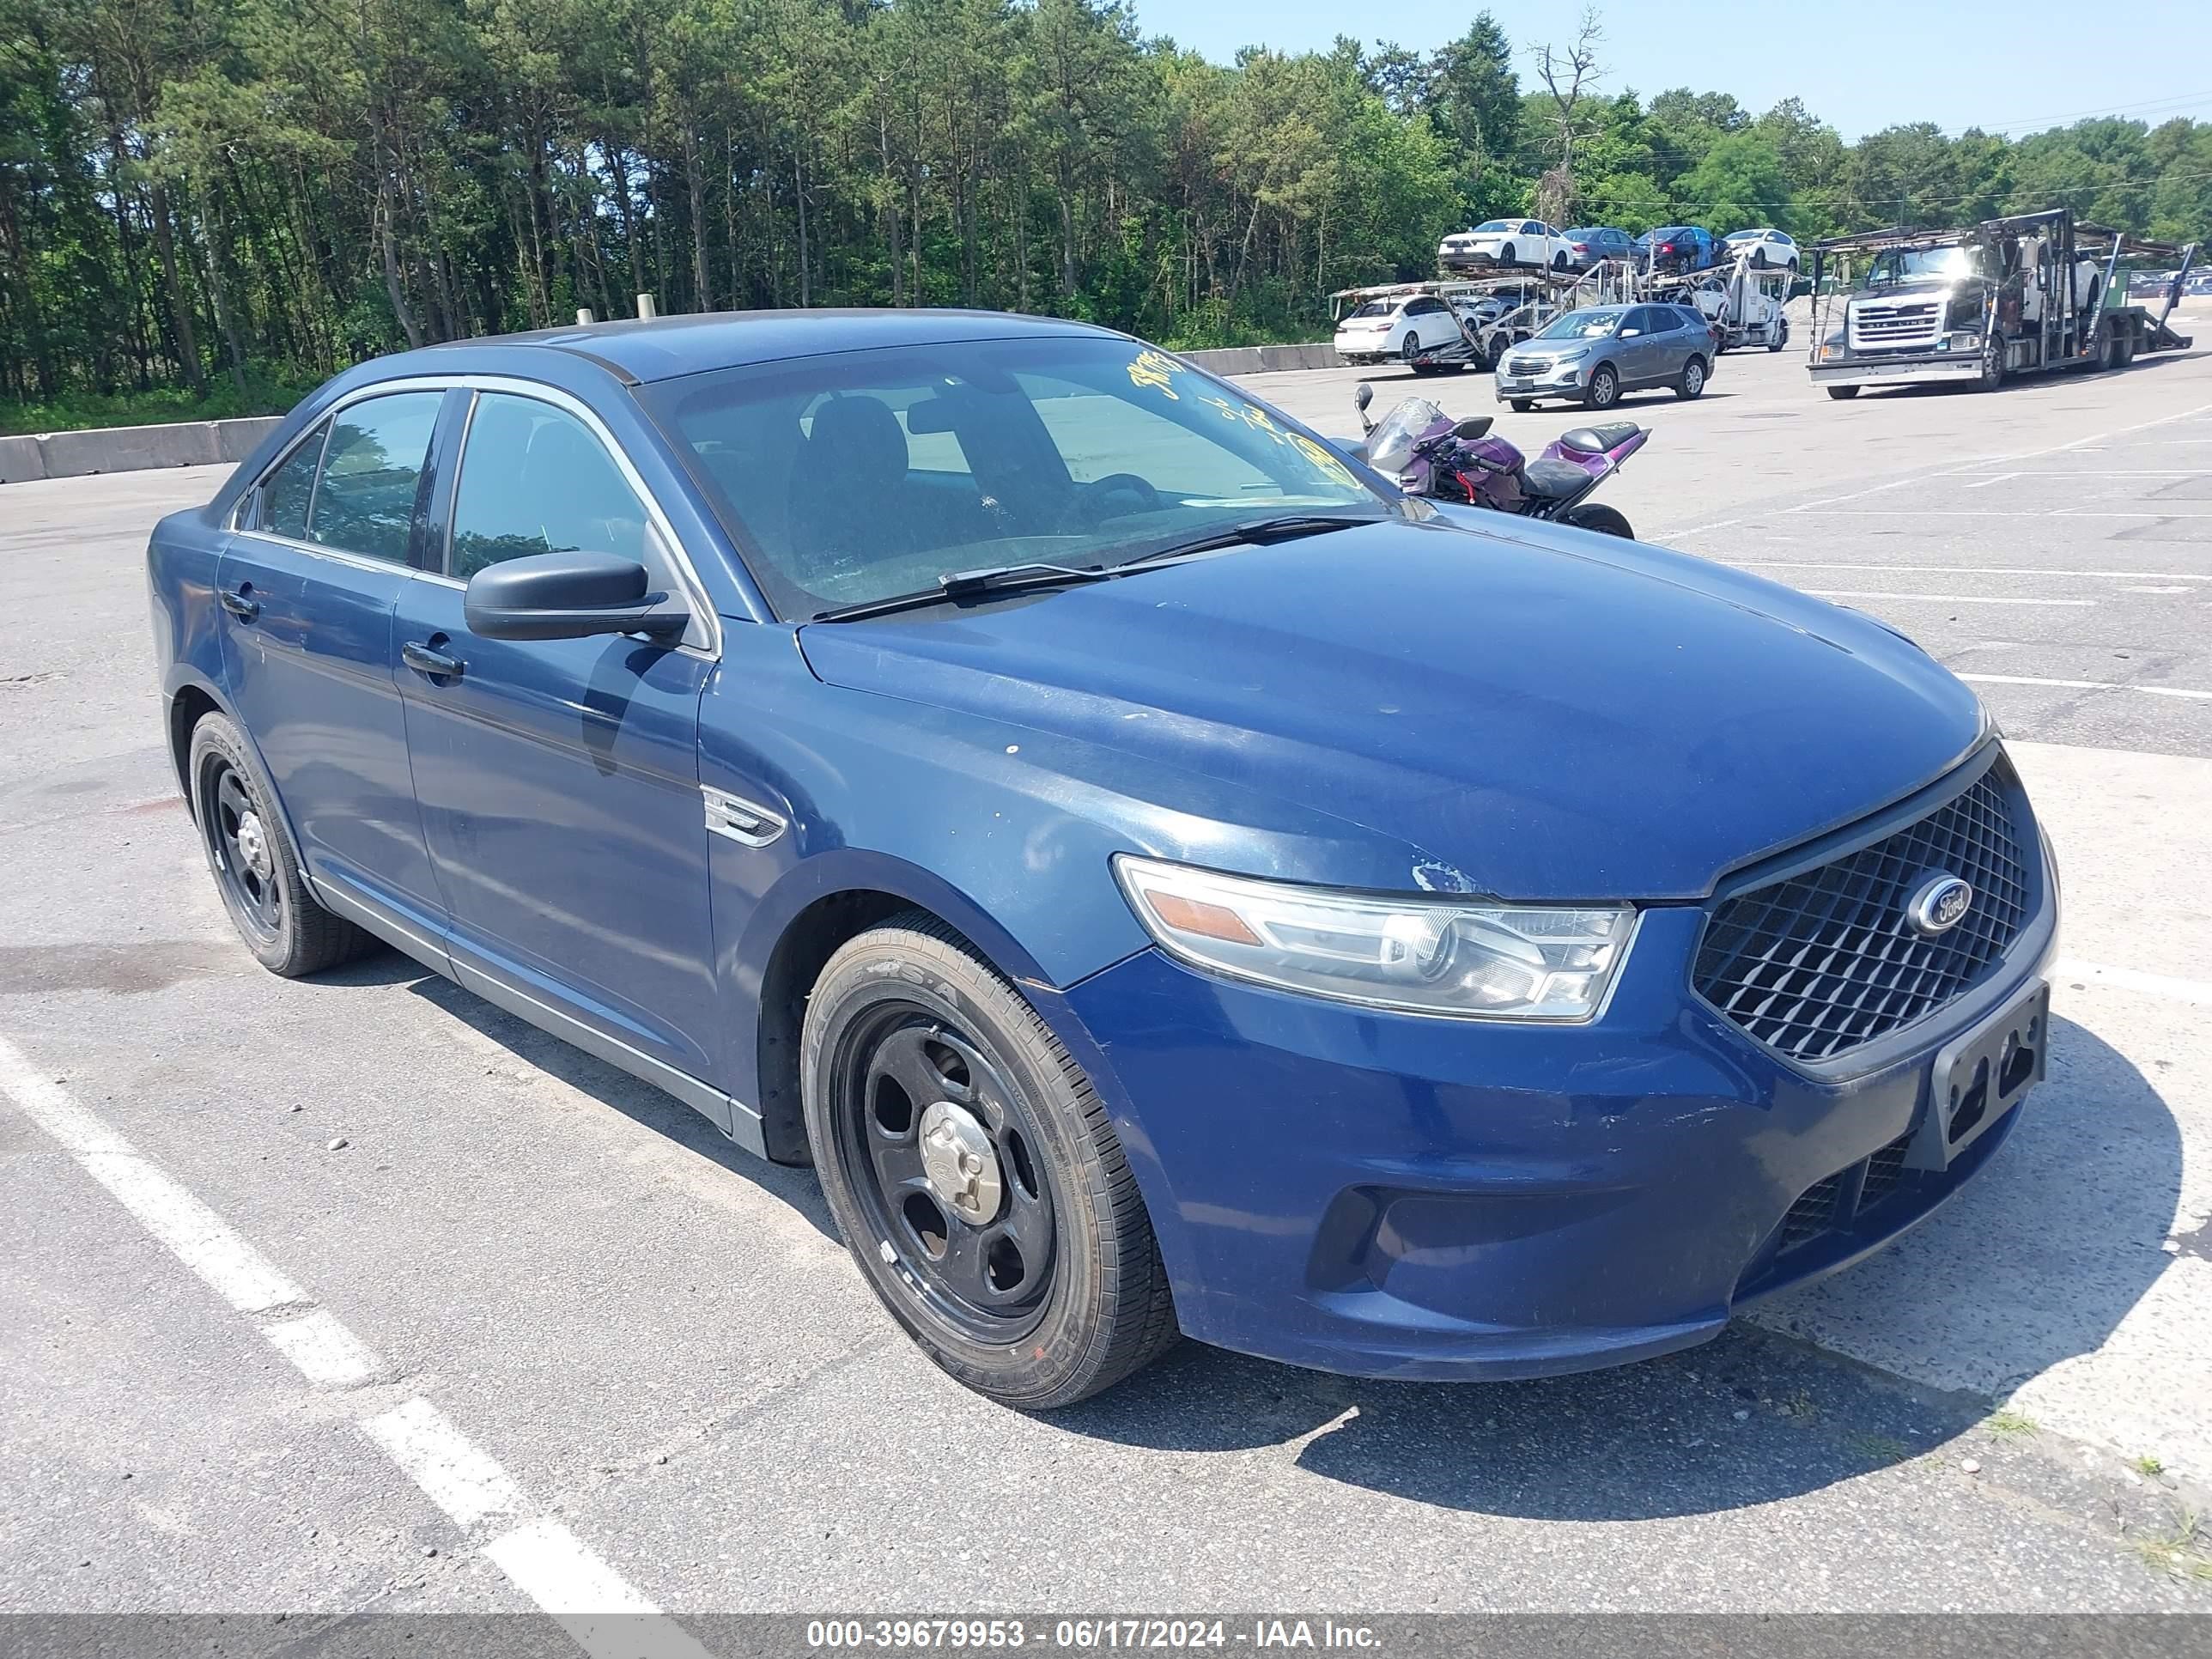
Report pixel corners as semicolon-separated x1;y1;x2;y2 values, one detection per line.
146;311;2057;1407
1637;226;1719;273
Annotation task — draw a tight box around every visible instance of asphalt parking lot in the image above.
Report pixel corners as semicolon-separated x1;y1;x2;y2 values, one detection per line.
3;326;2212;1625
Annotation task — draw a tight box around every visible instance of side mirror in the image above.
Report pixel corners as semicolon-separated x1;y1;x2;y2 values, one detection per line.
1452;416;1494;441
1619;327;1642;338
463;550;688;642
1353;380;1374;434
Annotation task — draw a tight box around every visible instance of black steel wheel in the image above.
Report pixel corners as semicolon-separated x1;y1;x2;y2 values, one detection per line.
830;1011;1059;1342
802;914;1176;1408
187;712;373;975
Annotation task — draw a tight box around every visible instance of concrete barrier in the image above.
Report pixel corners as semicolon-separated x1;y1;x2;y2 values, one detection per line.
0;414;284;486
0;435;46;484
1179;342;1340;375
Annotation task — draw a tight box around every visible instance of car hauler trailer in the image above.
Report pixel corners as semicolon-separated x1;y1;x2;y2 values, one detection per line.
1331;264;1638;374
1807;209;2197;398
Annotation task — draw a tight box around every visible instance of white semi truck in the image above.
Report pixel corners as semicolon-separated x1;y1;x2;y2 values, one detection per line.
1807;208;2195;398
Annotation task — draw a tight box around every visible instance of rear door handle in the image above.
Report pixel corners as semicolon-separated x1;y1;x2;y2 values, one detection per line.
220;586;259;623
402;640;464;679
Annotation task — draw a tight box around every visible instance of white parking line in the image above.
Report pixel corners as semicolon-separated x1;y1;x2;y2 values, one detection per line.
362;1397;528;1528
1964;472;2023;489
1805;591;2096;606
1739;562;2212;581
0;1034;707;1656
2057;957;2212;1006
1961;673;2212;702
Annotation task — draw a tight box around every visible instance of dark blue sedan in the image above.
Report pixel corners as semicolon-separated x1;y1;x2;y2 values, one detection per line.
146;310;2057;1407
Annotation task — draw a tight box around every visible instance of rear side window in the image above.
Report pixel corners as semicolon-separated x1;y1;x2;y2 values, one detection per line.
448;394;650;581
307;392;442;564
257;422;325;539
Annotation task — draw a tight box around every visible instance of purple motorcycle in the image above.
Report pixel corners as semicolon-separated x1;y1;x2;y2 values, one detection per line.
1351;384;1644;538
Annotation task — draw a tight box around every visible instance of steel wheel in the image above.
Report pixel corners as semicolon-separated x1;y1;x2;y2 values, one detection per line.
200;751;285;945
830;1006;1057;1342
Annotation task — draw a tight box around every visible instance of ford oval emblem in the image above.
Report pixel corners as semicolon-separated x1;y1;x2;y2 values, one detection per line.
1906;873;1973;937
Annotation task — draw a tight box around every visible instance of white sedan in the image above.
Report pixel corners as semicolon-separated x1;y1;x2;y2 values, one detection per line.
1333;293;1474;368
1721;228;1801;270
1439;220;1569;273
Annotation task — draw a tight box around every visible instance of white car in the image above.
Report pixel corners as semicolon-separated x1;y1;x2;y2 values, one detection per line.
1439;220;1569;273
1333;293;1475;368
1721;228;1801;271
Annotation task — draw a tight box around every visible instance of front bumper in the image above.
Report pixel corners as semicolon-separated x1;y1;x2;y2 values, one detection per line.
1056;863;2056;1382
1812;354;1983;389
1495;360;1589;401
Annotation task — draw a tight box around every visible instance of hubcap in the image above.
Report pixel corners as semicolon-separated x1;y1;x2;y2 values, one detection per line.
919;1099;1003;1222
234;811;272;879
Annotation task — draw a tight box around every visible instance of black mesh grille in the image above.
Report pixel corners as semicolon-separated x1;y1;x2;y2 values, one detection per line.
1778;1174;1843;1252
1692;764;2033;1064
1858;1134;1911;1209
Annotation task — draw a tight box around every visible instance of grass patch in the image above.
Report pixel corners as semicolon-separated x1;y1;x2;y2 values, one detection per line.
0;366;321;436
1983;1408;2039;1439
2134;1454;2167;1477
1846;1431;1911;1466
2129;1507;2212;1583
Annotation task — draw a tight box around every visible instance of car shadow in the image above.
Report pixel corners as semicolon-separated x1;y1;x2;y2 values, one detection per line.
1046;1013;2180;1521
376;960;843;1244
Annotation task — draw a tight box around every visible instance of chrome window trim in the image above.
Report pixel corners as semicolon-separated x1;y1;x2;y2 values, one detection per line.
228;374;723;659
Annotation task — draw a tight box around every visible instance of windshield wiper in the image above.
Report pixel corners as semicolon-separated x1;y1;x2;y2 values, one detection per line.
811;562;1113;623
1110;513;1384;570
807;516;1384;624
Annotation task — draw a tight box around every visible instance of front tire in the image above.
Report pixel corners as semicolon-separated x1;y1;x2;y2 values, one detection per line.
1675;356;1708;399
1563;502;1633;538
1510;398;1538;413
801;915;1177;1409
1826;385;1861;400
187;713;374;976
1767;319;1790;353
1978;331;2007;392
1584;364;1621;410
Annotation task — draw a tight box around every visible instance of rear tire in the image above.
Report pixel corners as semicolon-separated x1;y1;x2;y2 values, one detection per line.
1826;386;1861;400
801;914;1178;1410
1562;502;1633;538
1675;356;1708;399
187;713;375;977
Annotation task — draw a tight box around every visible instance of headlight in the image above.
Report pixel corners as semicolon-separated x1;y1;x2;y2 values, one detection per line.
1949;330;1981;350
1113;855;1638;1021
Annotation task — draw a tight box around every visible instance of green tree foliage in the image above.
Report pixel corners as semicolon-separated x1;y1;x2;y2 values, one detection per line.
1;0;2208;424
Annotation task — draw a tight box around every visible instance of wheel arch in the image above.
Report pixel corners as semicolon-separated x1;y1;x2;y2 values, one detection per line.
738;849;1075;1165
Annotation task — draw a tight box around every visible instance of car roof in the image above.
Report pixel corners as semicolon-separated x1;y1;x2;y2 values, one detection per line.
383;307;1121;386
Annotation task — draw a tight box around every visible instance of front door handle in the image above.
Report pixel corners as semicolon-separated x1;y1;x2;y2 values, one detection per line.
402;640;464;680
220;586;259;623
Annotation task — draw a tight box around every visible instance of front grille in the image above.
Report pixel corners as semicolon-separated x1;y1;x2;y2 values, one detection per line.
1506;356;1547;376
1692;762;2033;1064
1774;1130;1917;1257
1849;301;1943;350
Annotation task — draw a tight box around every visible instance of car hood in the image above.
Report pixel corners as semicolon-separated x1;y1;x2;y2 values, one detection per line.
796;516;1983;901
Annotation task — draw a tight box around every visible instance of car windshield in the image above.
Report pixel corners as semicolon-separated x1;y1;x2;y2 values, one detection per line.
1863;246;1980;286
1535;309;1621;340
1725;230;1759;242
1473;221;1514;233
642;335;1383;620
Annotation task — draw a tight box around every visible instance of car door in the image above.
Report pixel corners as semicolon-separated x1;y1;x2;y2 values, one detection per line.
1403;296;1444;349
392;386;726;1090
1612;307;1657;387
216;388;447;927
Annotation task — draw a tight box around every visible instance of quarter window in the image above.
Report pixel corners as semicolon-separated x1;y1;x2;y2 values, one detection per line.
307;392;442;564
448;394;652;581
257;422;326;539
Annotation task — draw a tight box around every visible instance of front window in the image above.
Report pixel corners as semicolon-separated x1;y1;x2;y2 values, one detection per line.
1535;310;1621;341
645;337;1382;620
1863;246;1981;286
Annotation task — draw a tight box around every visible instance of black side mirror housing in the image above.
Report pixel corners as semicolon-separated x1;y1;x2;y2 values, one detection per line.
463;550;688;642
1452;416;1494;441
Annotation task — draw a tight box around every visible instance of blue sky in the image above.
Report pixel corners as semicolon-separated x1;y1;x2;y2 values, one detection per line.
1132;0;2212;143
